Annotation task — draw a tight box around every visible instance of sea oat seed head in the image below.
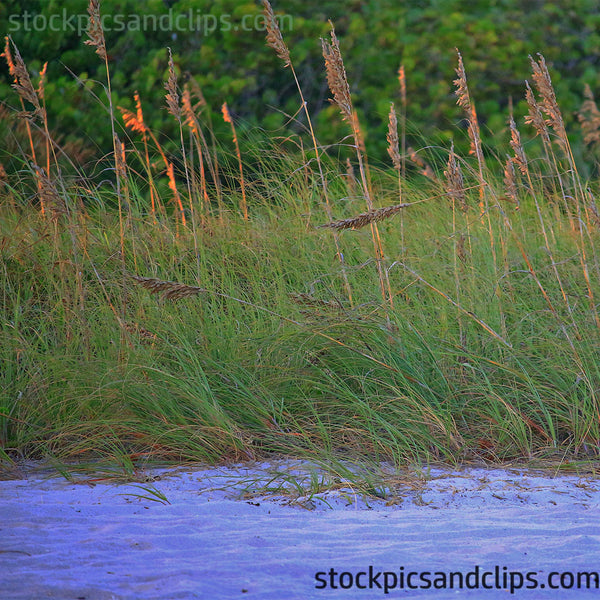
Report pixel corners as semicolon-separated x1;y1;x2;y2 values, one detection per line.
262;0;291;67
453;49;482;159
165;48;181;119
453;50;470;111
503;156;519;208
132;275;206;301
387;103;401;172
398;64;407;105
321;23;353;122
524;80;550;143
319;202;410;231
84;0;107;61
444;142;466;211
579;84;600;148
2;36;43;119
221;101;232;124
529;54;566;142
508;115;528;176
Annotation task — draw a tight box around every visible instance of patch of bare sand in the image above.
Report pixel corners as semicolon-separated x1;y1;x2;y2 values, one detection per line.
2;461;600;599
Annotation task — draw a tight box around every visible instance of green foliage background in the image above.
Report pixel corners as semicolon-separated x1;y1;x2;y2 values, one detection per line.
1;0;600;162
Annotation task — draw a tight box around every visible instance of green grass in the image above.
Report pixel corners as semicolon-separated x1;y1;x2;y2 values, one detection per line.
2;167;600;473
2;15;600;485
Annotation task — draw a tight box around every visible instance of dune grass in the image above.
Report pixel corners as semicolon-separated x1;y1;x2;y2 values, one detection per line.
1;2;600;482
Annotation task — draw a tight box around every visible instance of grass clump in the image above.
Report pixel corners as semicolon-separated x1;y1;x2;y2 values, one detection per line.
1;2;600;483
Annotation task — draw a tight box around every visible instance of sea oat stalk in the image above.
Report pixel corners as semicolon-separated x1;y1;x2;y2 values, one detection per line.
221;102;247;220
165;48;198;239
85;0;123;218
262;0;352;302
322;23;392;309
453;49;485;213
182;85;211;219
387;102;405;251
529;55;598;328
398;65;407;179
1;37;57;214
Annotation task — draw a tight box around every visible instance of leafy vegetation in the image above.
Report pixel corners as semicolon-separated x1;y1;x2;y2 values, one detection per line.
1;0;600;164
1;1;600;481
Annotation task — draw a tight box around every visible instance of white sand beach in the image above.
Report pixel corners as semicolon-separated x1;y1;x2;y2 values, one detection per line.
2;461;600;599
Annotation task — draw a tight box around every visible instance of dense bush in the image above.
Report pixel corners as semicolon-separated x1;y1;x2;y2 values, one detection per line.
1;0;599;163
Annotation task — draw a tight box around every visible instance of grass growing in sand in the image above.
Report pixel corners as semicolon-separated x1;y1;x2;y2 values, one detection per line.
2;1;600;482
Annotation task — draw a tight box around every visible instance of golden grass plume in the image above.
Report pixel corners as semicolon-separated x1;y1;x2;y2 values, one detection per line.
529;54;566;143
33;165;66;220
321;24;353;122
444;143;466;211
579;84;600;149
386;103;401;172
318;202;410;231
120;92;147;135
165;48;181;120
503;156;519;208
524;80;550;144
508;115;528;176
262;0;291;67
84;0;107;61
453;49;482;161
2;36;43;120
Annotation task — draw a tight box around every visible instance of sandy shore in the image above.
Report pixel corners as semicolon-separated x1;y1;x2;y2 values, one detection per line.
2;461;600;599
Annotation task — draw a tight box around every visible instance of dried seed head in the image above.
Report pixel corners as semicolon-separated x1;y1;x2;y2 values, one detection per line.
444;143;466;211
529;54;566;143
182;88;200;136
186;77;207;109
164;48;181;119
579;84;600;149
453;50;470;112
37;62;48;100
221;101;232;124
2;36;16;79
114;136;127;182
453;50;482;159
166;162;178;194
524;80;550;144
1;36;43;119
262;0;290;67
166;161;186;226
123;321;157;342
134;91;144;124
132;275;206;301
503;156;520;209
119;92;147;135
408;147;436;181
318;202;410;231
33;165;66;220
84;0;107;61
508;115;528;176
398;64;407;106
386;103;401;172
120;108;145;134
321;23;353;122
